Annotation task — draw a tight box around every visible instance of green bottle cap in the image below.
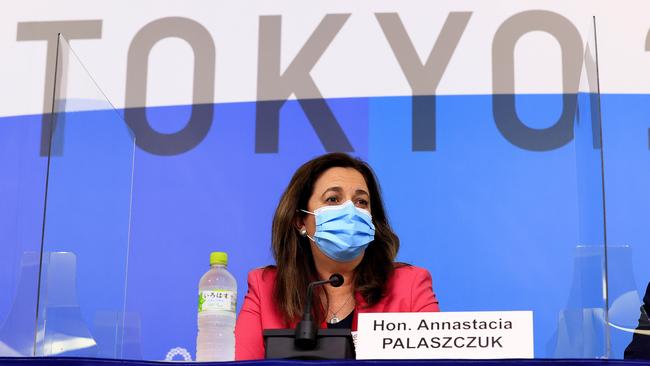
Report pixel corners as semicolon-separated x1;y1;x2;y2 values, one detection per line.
210;251;228;266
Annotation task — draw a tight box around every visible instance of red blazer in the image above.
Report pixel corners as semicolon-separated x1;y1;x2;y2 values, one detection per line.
234;265;440;360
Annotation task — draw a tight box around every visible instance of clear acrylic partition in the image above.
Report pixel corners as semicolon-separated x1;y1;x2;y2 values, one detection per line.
34;34;135;358
564;16;609;358
368;16;608;359
0;117;44;356
600;14;650;360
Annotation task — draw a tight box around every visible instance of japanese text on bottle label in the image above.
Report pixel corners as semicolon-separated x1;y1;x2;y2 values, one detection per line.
198;290;236;313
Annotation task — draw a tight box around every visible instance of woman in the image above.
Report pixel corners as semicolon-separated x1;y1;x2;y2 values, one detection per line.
235;153;440;360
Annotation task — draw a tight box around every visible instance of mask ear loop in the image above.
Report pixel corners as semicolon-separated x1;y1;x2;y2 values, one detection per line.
297;208;316;242
299;226;316;243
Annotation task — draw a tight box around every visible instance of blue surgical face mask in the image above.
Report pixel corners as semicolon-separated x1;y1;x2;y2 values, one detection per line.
301;200;376;262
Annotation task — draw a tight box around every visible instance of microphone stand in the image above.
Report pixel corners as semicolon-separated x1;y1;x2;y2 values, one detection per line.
294;274;343;349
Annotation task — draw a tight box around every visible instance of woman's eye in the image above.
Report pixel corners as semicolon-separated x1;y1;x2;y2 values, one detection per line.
325;196;339;204
355;199;369;207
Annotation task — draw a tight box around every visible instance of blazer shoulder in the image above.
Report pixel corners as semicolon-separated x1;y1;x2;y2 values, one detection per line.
392;264;431;281
247;266;277;287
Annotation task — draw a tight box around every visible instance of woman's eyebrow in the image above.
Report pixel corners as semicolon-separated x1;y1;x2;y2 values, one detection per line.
320;186;343;199
354;189;370;197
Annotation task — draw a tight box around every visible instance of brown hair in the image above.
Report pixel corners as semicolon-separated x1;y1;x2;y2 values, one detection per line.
270;152;399;325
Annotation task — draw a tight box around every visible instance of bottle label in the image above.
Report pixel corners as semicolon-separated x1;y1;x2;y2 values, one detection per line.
198;290;236;313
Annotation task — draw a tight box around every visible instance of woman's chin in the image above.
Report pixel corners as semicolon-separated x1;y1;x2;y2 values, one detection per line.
310;242;365;268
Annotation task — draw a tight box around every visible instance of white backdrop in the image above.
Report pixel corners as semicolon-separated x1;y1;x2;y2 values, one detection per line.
2;0;650;117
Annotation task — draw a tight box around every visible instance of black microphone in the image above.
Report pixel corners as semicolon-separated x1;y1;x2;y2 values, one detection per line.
294;273;344;349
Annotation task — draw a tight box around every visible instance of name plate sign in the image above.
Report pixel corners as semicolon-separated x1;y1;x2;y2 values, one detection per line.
355;311;534;359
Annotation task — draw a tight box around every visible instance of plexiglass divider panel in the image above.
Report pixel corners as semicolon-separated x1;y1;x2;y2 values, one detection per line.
600;12;650;358
0;108;45;356
1;32;58;357
562;16;609;358
369;16;606;359
35;34;136;358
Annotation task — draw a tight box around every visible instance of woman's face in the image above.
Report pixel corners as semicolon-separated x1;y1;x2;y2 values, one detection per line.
301;167;371;264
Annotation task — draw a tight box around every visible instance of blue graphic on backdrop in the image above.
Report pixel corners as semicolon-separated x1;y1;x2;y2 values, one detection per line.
0;94;648;359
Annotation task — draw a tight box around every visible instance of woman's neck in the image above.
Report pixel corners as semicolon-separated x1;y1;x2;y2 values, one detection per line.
310;243;364;295
313;258;359;295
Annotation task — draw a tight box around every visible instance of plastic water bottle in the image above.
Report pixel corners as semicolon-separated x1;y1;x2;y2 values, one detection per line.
196;252;237;361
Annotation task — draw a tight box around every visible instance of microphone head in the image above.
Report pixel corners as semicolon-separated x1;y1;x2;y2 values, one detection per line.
329;273;344;287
